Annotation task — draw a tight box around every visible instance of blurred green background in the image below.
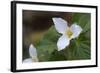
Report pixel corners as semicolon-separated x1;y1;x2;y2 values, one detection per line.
23;10;91;62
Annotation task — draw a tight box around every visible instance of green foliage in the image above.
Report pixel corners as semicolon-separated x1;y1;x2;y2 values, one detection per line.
34;13;91;61
35;26;60;61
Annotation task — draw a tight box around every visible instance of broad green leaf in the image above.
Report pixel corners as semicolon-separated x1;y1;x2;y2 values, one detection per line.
49;50;66;61
35;26;60;61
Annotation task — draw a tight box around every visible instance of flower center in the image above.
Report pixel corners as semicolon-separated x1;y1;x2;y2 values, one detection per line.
66;28;73;38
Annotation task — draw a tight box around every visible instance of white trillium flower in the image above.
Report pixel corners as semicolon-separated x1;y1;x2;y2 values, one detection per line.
23;44;38;63
52;17;83;51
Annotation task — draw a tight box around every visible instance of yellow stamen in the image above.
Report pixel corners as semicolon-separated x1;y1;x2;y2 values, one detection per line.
66;28;73;38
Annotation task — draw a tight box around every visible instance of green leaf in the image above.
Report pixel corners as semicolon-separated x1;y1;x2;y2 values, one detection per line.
35;26;60;61
49;50;66;61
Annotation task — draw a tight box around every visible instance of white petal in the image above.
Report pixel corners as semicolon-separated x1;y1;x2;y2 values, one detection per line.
52;17;68;34
57;35;70;51
23;58;33;63
70;23;82;39
29;44;37;58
